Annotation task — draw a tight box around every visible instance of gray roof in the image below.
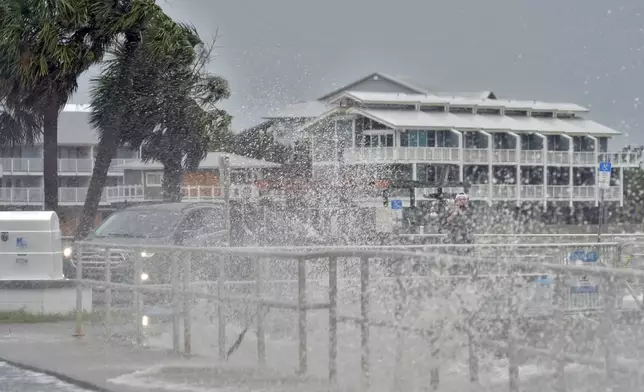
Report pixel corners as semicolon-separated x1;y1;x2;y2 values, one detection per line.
264;101;332;119
117;151;281;171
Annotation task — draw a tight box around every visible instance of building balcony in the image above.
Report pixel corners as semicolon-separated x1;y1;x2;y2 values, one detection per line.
0;158;136;175
0;187;111;206
339;147;640;167
104;185;221;204
465;184;621;201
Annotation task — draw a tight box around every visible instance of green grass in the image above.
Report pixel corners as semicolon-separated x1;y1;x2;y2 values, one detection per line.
0;309;135;324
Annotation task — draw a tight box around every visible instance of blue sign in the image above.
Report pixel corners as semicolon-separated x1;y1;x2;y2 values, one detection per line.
391;200;403;210
535;275;553;285
571;286;598;294
16;237;26;248
568;250;599;263
599;161;612;172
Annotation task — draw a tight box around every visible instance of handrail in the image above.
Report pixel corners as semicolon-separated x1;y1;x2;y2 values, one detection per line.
71;241;640;391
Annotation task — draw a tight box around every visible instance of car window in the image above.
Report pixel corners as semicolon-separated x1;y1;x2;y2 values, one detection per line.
178;207;226;235
93;209;182;238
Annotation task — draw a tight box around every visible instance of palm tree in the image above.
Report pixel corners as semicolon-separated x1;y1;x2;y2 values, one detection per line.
75;23;230;238
0;0;175;211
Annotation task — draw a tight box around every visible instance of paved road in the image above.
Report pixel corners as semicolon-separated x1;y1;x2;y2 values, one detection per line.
0;361;90;392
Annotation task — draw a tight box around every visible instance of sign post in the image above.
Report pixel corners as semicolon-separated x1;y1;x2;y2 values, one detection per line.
597;162;612;243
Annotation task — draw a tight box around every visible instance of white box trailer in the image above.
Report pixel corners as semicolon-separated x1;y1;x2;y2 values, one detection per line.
0;211;91;314
0;211;64;280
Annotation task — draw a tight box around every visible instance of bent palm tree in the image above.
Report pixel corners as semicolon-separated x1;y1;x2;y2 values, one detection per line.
76;21;213;238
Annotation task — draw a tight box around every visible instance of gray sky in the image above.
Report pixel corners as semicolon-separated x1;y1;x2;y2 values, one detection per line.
72;0;644;147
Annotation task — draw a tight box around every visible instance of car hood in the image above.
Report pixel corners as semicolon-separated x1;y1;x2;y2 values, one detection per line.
77;236;171;247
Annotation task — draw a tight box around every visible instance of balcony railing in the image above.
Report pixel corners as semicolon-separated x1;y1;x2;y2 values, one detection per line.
338;147;640;167
436;184;620;202
0;158;136;174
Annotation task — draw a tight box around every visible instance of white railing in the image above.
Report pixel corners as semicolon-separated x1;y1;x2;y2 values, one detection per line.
70;241;642;392
429;185;620;201
338;147;640;167
343;147;460;163
103;185;222;204
0;158;136;174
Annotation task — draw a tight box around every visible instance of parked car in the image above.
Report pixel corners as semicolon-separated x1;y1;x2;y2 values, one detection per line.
65;202;228;284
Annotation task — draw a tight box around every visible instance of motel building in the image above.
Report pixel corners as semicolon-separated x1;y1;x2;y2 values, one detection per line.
251;72;639;217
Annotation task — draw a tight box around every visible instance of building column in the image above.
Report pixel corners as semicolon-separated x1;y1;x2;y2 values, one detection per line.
619;167;624;207
479;130;493;206
586;135;600;207
449;129;464;182
533;133;547;208
561;134;574;208
508;131;521;206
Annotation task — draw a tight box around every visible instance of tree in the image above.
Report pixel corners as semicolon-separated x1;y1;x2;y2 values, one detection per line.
76;24;231;238
0;0;169;211
136;38;231;202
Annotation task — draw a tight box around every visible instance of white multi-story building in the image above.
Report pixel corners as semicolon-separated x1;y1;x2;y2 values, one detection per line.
253;72;639;207
0;104;140;208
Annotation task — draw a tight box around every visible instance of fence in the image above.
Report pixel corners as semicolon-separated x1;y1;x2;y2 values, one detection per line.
70;241;644;392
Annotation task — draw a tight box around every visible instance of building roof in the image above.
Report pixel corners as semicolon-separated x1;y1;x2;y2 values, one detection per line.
116;152;281;171
332;91;589;113
317;72;431;101
264;100;332;119
354;108;620;136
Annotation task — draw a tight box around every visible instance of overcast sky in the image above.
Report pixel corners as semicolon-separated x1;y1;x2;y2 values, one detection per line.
71;0;644;147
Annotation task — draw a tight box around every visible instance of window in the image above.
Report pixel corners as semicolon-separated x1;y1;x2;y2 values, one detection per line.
420;106;446;112
93;209;182;239
362;134;393;147
146;172;163;187
531;111;554;118
504;110;528;117
179;207;226;235
477;108;502;115
449;106;474;114
401;131;435;147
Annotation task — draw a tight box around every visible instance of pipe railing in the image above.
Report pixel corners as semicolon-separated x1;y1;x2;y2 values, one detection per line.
70;241;644;391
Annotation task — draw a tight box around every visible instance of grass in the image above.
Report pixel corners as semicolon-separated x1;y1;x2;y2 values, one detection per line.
0;309;135;324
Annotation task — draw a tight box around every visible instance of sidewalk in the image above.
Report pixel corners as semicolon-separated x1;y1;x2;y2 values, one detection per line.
0;322;339;392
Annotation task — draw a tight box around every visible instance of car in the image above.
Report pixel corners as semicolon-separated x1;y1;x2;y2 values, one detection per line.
65;202;229;285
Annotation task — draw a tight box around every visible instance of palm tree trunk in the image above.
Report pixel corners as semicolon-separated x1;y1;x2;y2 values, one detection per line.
42;103;59;211
75;134;118;239
162;157;183;202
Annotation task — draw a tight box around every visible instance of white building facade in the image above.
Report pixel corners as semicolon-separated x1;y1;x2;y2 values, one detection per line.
257;73;638;207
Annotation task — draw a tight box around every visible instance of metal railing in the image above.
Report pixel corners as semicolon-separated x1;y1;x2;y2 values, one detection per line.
71;241;644;392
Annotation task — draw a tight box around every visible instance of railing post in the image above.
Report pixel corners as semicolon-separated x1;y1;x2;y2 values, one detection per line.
297;258;308;375
551;273;566;392
183;252;193;355
360;256;370;392
255;256;266;365
74;245;84;337
217;254;226;360
507;265;520;392
134;251;143;346
392;259;404;391
328;257;338;385
104;248;112;336
171;252;181;352
601;272;618;390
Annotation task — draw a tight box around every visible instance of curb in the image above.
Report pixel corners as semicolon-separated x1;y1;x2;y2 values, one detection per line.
0;356;111;392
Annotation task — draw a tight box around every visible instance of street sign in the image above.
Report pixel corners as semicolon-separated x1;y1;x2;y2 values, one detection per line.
391;200;403;210
598;161;612;189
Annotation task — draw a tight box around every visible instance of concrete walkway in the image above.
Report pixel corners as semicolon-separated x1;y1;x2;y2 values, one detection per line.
0;322;339;392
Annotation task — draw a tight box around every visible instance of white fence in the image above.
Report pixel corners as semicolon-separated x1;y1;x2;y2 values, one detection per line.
70;241;644;392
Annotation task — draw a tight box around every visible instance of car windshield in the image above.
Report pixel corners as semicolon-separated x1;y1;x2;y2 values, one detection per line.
92;209;182;239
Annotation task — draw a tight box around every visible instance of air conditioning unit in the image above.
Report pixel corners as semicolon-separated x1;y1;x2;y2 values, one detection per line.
230;184;259;200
